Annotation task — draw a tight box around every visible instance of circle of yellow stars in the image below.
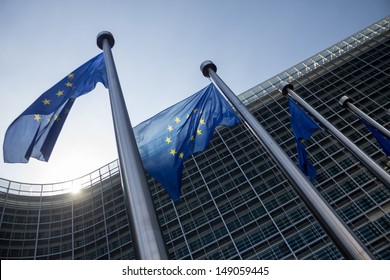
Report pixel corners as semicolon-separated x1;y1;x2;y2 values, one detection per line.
165;109;206;159
34;73;75;124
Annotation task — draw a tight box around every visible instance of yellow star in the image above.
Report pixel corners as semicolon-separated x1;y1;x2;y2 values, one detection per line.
67;73;74;79
33;114;41;122
170;149;177;156
200;119;205;125
167;125;173;132
190;135;195;141
186;114;190;119
42;99;51;105
65;82;73;87
165;137;172;144
54;115;60;122
174;117;181;124
197;129;202;135
179;152;184;159
56;90;64;97
193;108;198;113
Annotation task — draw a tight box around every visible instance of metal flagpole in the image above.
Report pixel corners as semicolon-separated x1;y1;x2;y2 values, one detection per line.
339;95;390;139
280;82;390;189
200;60;373;260
97;31;167;260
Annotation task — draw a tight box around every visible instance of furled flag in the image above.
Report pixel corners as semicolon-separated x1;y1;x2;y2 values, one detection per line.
3;53;108;163
360;118;390;157
134;83;240;201
288;97;320;182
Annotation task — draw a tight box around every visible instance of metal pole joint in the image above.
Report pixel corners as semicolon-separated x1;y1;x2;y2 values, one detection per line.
97;31;115;50
200;60;217;77
339;95;353;108
279;81;294;96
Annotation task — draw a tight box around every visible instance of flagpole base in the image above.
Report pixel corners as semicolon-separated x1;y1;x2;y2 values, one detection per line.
97;31;115;49
279;81;294;95
200;60;217;77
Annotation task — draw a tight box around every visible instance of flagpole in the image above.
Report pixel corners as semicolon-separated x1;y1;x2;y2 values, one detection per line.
201;60;373;260
339;95;390;139
280;81;390;188
97;31;167;260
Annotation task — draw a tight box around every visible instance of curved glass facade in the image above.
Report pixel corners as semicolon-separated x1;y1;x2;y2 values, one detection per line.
0;161;134;259
1;17;389;260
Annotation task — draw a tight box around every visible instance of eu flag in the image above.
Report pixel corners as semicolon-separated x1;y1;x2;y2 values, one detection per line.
134;84;240;201
3;53;108;163
361;118;390;157
288;97;320;182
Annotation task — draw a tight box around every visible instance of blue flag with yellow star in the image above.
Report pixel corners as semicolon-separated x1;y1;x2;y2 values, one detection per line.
3;53;107;163
288;97;320;182
134;83;240;201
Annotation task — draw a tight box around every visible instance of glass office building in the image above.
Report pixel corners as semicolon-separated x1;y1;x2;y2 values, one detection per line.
1;17;389;260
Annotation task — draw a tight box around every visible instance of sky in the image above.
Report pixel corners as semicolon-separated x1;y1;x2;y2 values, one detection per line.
0;0;389;185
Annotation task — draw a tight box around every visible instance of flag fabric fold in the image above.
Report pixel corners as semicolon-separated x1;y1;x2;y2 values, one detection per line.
360;118;390;157
288;97;320;182
3;53;108;163
134;83;240;201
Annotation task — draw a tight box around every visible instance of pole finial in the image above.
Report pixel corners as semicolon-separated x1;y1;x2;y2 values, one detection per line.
97;31;115;49
279;81;294;96
200;60;217;77
339;95;352;108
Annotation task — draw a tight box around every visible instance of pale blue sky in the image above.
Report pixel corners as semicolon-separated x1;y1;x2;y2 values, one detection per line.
0;0;389;184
